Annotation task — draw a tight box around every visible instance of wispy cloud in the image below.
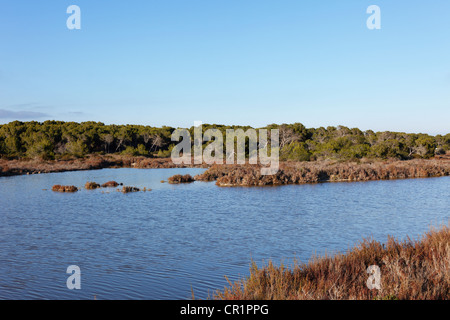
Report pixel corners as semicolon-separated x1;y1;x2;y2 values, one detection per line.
0;109;50;120
8;103;54;111
66;111;86;116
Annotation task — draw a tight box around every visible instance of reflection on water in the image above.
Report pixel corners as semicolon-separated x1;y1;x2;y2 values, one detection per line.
0;168;448;299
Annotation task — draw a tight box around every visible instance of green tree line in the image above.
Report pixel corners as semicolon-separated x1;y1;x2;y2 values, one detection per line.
0;120;448;161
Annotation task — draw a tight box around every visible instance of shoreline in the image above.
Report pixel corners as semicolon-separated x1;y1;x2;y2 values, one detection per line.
213;224;450;300
0;155;207;177
195;157;450;187
1;155;450;187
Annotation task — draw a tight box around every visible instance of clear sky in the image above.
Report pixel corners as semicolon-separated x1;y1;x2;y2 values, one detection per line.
0;0;449;134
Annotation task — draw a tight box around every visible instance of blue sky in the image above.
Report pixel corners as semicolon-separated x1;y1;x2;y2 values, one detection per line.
0;0;449;134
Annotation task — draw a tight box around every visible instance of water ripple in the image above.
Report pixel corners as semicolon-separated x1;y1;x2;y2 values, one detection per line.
0;169;448;299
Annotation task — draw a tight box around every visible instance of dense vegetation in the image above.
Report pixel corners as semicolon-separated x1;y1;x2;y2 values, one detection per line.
0;121;448;161
195;160;450;186
167;174;195;184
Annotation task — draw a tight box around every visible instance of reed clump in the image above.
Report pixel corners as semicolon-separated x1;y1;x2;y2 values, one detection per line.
122;186;140;193
51;185;78;193
194;159;450;187
85;181;100;190
101;181;119;188
168;174;195;184
214;224;450;300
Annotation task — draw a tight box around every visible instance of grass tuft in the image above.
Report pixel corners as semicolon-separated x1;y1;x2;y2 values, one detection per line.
168;174;195;184
122;186;140;193
85;181;100;190
51;185;78;193
101;181;119;188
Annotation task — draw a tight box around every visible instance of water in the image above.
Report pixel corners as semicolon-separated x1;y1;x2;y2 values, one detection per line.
0;168;448;300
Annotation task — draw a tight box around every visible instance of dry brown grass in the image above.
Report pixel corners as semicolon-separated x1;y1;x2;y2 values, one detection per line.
2;155;449;185
0;155;204;177
0;155;117;176
85;181;100;190
168;174;195;184
195;158;450;187
121;186;140;193
51;185;78;193
214;224;450;300
101;181;119;188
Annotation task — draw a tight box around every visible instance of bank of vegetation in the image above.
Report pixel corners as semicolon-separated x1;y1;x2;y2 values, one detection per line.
168;174;195;184
0;154;198;176
1;121;449;179
51;185;78;193
195;158;450;186
214;224;450;300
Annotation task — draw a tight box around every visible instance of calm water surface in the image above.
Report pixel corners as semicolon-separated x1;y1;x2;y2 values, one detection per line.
0;168;448;299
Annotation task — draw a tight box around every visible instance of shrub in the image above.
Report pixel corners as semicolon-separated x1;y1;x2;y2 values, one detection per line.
52;185;78;193
122;186;140;193
136;144;148;156
101;181;119;188
26;139;55;160
281;142;311;161
415;135;437;158
156;144;174;158
65;140;88;158
435;147;446;156
167;174;195;184
121;146;139;156
85;181;100;190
